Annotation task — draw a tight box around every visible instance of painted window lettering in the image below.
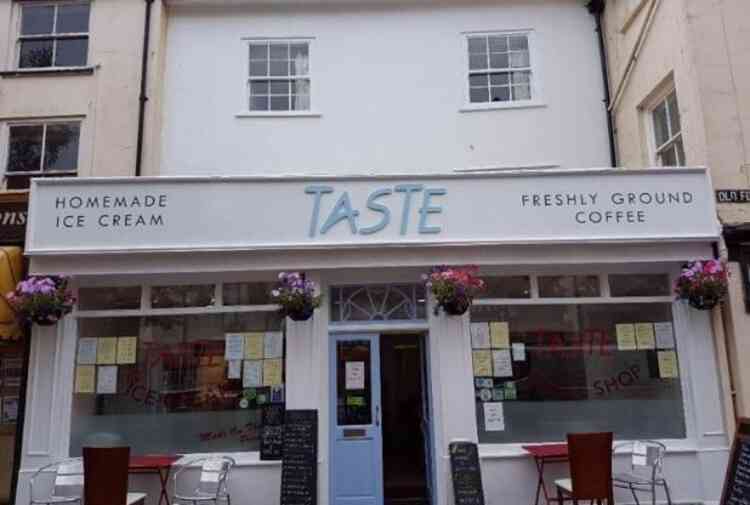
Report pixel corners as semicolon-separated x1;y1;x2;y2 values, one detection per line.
305;185;446;237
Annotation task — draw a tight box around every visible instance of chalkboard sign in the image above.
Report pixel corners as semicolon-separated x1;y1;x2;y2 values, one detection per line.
449;441;485;505
281;409;318;505
721;418;750;505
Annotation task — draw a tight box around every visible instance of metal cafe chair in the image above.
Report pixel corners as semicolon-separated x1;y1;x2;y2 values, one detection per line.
172;456;235;505
29;458;84;505
555;432;614;505
613;440;673;505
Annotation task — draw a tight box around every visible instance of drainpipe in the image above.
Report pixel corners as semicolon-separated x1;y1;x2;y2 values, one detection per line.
135;0;154;177
586;0;617;167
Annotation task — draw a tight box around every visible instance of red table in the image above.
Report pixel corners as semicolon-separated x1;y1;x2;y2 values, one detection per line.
129;455;180;505
523;444;569;505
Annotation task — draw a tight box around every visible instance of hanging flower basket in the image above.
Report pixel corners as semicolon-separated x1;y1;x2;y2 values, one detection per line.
6;276;75;326
424;265;485;316
271;272;322;322
675;260;728;311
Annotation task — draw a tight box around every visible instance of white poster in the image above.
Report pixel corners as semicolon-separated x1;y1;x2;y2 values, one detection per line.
264;331;284;359
96;365;118;395
470;323;491;349
346;361;366;390
224;334;245;361
227;360;241;379
511;342;526;361
484;402;505;431
76;338;98;365
243;360;263;388
654;322;675;349
492;350;513;378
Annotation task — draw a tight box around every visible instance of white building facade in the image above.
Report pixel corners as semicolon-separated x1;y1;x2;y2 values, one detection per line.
13;2;733;505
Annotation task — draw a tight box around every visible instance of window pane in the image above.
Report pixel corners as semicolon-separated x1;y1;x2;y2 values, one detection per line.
250;80;269;94
8;125;43;172
469;54;488;70
470;87;489;103
290;43;308;60
471;303;686;443
468;37;487;54
512;71;530;84
337;340;371;425
489;53;509;69
609;274;671;297
249;61;268;77
675;138;685;165
44;123;80;172
667;92;681;134
510;51;530;68
539;275;601;298
21;5;54;35
249;43;268;60
476;276;531;299
56;4;90;33
469;74;489;87
659;145;677;166
509;35;529;51
269;43;289;59
512;84;531;101
270;96;289;111
330;284;426;322
653;102;669;147
70;313;284;455
292;78;310;96
5;176;32;190
250;96;269;111
222;283;273;306
292;94;310;111
270;80;290;94
78;287;142;310
19;39;53;68
488;36;508;52
490;86;510;102
151;285;215;308
269;60;289;77
490;73;509;85
55;37;88;67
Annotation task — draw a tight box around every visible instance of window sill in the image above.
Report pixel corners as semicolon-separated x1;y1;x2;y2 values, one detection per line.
459;101;546;113
235;111;322;118
0;66;96;78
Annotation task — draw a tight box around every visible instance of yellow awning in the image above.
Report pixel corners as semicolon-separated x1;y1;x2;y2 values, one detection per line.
0;247;23;340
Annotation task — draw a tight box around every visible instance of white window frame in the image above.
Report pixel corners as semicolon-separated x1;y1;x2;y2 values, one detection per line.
237;37;320;118
649;89;684;167
14;0;91;70
460;29;545;113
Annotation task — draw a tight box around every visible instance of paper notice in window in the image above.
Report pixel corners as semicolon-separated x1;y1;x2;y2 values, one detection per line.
658;351;679;378
224;334;244;361
492;349;513;378
77;338;98;365
483;402;505;431
511;342;526;361
264;331;283;359
470;323;491;349
244;333;265;360
75;365;96;394
472;350;493;377
615;324;637;351
227;360;241;379
345;361;366;390
116;336;138;364
96;338;117;365
263;359;283;386
243;360;262;387
654;322;675;349
96;365;118;394
490;322;510;349
503;381;517;400
635;323;656;350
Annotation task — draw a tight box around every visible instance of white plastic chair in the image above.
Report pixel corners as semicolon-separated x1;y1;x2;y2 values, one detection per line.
29;459;84;505
172;456;235;505
613;441;672;505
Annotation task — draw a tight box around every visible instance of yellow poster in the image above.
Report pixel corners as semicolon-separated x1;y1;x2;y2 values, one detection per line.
96;338;118;365
489;322;510;349
472;350;493;377
615;324;637;351
263;359;283;386
658;351;679;378
635;323;656;350
75;365;96;394
244;333;264;360
116;336;138;364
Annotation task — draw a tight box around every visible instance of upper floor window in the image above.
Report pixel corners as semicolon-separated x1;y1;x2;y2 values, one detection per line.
5;121;80;190
652;90;684;166
248;40;311;112
18;2;90;69
467;32;533;106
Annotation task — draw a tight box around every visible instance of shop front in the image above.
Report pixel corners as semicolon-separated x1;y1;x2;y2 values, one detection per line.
16;168;730;505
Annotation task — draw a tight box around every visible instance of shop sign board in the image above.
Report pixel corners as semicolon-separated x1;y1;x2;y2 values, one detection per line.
716;189;750;204
26;168;719;255
0;192;28;245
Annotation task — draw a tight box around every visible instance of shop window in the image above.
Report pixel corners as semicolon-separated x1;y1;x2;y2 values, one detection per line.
651;90;684;166
70;312;284;455
248;40;311;112
609;274;671;297
470;303;685;444
476;276;531;299
151;285;215;308
467;32;533;105
18;2;90;69
223;282;274;306
330;284;426;322
78;286;142;311
538;275;600;298
5;122;80;190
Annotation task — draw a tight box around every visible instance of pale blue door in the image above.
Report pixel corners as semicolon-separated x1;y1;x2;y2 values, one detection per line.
330;334;383;505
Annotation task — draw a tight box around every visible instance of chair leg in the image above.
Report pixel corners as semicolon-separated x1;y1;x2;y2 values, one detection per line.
557;486;565;505
630;483;640;505
662;482;673;505
227;494;232;505
652;482;657;505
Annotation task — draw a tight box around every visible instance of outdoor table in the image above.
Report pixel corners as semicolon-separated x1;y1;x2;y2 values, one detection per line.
522;443;569;505
129;455;180;505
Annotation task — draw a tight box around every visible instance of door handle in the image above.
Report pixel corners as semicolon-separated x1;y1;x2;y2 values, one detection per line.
375;406;380;427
